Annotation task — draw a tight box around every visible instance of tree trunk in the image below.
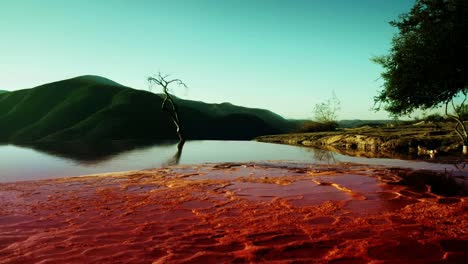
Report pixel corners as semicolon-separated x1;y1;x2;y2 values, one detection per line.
173;121;184;142
177;133;185;150
162;94;185;149
147;74;187;149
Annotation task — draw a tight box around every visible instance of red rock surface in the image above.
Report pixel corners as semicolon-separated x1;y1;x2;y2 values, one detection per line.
0;163;466;263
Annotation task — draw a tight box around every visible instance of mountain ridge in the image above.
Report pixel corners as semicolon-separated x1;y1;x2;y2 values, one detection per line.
0;75;298;142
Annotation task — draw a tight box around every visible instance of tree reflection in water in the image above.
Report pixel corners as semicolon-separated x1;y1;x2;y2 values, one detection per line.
162;143;184;166
308;148;337;165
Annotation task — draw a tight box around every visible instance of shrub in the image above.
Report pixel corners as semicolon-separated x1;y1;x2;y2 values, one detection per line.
424;113;446;122
296;121;338;133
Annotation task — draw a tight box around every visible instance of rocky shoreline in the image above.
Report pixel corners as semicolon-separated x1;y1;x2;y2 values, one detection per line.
256;123;462;157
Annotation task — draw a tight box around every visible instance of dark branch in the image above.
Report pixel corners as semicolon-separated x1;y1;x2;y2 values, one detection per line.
147;72;187;145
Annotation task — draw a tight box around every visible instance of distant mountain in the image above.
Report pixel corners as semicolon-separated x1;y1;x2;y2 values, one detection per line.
0;90;8;94
0;75;298;143
338;119;392;128
173;98;298;132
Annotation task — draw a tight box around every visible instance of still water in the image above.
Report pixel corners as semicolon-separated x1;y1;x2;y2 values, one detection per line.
0;140;463;183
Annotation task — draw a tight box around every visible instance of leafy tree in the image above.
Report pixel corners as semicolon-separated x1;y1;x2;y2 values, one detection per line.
148;73;187;150
373;0;468;152
313;92;340;123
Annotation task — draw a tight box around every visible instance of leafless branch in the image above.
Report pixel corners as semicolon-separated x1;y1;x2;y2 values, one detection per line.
147;72;187;145
445;99;468;142
454;122;465;142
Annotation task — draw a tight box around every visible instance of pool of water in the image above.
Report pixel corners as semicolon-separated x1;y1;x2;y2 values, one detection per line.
0;140;464;182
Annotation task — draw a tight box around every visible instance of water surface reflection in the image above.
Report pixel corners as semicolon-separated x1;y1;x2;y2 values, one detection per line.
0;140;466;182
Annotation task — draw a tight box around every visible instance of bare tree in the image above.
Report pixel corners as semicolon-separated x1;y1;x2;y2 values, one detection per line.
445;91;468;154
313;91;340;123
148;72;187;150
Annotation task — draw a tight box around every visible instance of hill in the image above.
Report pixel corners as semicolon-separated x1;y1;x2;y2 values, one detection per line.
338;119;392;128
0;75;297;143
0;90;8;94
173;98;298;132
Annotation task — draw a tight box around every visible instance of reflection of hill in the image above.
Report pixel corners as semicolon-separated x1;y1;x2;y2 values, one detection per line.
0;75;298;143
19;140;176;164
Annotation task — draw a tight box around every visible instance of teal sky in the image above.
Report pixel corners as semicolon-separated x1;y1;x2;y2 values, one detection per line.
0;0;415;120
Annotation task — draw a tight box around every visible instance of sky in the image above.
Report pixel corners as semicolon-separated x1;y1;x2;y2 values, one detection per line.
0;0;416;120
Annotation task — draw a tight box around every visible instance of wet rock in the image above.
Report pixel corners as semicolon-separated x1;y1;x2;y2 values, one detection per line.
368;240;444;261
0;162;466;263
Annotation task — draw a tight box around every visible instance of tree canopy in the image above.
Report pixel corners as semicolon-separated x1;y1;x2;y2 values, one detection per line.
373;0;468;116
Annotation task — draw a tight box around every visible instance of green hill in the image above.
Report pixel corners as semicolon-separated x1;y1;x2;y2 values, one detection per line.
338;119;392;128
173;99;298;132
0;90;8;94
0;75;297;143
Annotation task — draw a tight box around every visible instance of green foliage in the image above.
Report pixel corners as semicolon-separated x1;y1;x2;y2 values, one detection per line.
0;75;293;142
296;121;338;133
337;119;392;128
0;90;8;94
373;0;468;115
423;113;446;122
412;112;447;123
